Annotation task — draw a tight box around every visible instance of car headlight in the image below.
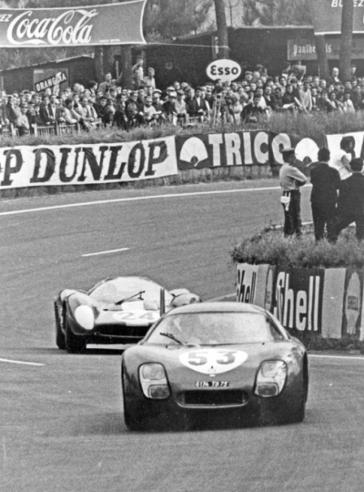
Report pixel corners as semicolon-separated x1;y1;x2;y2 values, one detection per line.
139;363;170;399
255;360;287;398
74;305;95;331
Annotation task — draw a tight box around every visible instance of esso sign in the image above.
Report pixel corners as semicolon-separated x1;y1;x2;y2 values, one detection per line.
206;59;242;83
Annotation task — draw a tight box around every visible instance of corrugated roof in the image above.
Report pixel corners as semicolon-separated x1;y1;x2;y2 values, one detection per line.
0;54;94;74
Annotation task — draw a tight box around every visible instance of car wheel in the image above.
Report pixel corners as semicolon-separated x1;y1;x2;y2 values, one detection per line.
54;301;66;350
123;401;149;431
122;370;149;431
65;319;86;354
289;365;308;424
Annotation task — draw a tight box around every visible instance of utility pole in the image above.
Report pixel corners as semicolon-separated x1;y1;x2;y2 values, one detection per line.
227;0;240;28
214;0;229;58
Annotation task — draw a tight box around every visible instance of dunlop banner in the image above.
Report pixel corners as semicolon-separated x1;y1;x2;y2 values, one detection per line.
0;1;146;48
0;137;177;188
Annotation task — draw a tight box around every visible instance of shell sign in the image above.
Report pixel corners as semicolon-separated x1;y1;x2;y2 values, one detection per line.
206;59;242;83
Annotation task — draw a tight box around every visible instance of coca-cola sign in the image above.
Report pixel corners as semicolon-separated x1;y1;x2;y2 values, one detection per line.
0;0;147;48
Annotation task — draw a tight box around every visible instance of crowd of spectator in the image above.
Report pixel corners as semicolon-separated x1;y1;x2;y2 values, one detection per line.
1;61;364;137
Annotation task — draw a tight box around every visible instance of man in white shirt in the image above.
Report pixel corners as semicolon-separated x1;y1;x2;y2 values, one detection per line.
279;148;307;236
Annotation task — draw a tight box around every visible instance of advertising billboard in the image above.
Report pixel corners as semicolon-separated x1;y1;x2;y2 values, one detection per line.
309;0;364;35
0;1;146;48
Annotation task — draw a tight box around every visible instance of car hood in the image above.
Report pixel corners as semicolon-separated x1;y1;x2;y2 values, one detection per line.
123;341;305;384
95;300;162;327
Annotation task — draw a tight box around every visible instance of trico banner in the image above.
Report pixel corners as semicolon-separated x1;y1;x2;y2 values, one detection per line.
0;1;146;48
308;0;364;35
0;137;177;189
175;131;279;168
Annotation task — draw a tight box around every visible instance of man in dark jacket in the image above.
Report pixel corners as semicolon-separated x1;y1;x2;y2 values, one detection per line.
310;147;341;241
336;157;364;240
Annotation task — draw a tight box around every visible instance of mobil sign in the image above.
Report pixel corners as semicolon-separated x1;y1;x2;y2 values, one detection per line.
206;59;241;83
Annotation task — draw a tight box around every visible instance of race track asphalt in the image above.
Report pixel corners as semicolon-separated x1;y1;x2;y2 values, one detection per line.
1;180;364;492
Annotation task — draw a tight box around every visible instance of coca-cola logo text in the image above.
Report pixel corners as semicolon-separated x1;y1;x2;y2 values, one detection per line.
7;9;98;46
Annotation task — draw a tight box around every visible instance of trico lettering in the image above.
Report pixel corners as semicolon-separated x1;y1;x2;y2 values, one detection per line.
7;9;98;46
273;271;322;332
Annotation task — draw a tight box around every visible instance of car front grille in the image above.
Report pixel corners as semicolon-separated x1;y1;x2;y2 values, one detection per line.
182;390;248;407
95;325;149;338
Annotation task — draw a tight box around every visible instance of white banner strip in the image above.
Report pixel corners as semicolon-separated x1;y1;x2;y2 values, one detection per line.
0;136;177;189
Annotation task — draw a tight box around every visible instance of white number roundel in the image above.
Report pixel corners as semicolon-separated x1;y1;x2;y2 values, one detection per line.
179;349;248;375
206;59;242;82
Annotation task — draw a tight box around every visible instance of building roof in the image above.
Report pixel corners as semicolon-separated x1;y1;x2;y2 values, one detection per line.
0;54;94;74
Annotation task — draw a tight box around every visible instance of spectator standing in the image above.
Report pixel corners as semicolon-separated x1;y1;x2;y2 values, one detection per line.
279;148;307;237
143;96;159;125
132;56;144;89
15;102;30;136
143;67;156;89
299;81;312;112
113;93;128;129
343;92;355;113
335;158;364;240
5;95;20;126
328;67;341;86
162;91;178;123
310;147;341;241
26;101;42;132
99;73;113;94
195;86;210;120
39;95;55;126
63;98;80;125
331;136;355;180
152;89;164;112
242;93;265;123
75;95;99;130
281;84;299;111
185;87;199;119
174;89;187;123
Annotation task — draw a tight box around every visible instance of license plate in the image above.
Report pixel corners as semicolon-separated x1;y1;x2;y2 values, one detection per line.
195;381;229;388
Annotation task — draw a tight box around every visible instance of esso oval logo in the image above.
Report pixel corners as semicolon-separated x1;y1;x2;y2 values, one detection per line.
206;59;242;83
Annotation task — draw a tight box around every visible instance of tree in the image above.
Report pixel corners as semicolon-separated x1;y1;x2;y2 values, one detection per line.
240;0;312;26
339;0;354;82
213;0;229;58
144;0;213;41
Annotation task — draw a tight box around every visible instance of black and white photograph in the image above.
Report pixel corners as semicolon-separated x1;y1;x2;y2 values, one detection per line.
1;1;364;491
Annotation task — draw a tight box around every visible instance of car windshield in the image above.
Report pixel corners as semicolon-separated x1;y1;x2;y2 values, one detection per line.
89;277;173;305
146;312;285;345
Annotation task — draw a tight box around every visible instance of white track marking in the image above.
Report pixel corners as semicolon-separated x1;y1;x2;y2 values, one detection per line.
82;247;130;257
208;292;236;302
0;186;291;217
309;354;364;361
0;358;44;366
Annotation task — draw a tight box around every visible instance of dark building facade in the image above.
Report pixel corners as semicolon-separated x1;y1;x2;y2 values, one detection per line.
143;26;364;89
0;55;96;94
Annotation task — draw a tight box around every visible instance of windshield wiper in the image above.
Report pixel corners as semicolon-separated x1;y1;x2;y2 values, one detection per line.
114;290;145;306
159;332;201;347
160;332;185;345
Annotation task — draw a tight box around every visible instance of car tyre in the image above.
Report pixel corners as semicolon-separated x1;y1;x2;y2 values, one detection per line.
288;365;308;424
123;401;150;432
65;319;86;354
54;301;66;350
